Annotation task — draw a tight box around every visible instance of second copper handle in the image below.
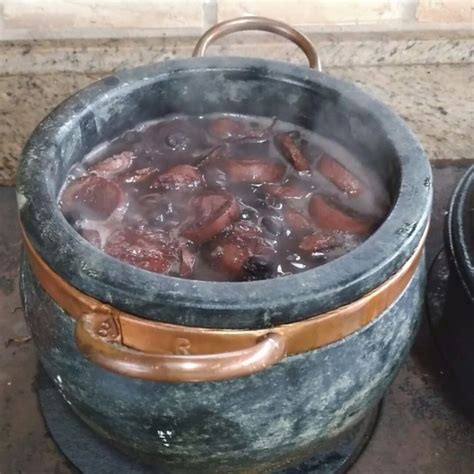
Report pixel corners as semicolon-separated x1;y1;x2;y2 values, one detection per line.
75;313;287;383
193;16;322;71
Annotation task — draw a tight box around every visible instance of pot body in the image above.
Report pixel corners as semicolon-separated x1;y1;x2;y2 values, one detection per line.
17;58;432;472
21;256;425;473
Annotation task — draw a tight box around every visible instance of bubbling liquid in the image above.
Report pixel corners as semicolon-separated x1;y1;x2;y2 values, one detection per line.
59;114;390;281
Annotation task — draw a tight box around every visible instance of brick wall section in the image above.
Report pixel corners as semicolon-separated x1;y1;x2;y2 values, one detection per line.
0;0;472;40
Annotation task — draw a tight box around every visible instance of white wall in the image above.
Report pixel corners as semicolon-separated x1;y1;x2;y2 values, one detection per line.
0;0;472;40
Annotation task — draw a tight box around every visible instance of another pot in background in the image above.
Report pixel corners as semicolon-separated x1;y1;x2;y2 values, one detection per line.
441;166;474;416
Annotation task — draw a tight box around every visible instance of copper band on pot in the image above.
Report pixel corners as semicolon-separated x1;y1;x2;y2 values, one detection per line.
21;225;426;383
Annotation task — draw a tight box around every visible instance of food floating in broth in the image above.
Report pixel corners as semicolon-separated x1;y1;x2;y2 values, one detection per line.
59;114;389;281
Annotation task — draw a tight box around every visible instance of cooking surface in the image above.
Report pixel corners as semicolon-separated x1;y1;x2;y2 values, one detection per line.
1;162;473;473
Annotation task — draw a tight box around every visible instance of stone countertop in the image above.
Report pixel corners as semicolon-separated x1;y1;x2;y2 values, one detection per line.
1;162;473;473
332;64;473;162
0;62;473;185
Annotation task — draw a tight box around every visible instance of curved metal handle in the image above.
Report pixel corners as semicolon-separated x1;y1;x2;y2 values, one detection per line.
193;16;322;71
75;312;286;383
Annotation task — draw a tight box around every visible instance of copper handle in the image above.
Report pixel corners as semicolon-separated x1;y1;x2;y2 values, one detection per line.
75;312;286;383
193;16;321;71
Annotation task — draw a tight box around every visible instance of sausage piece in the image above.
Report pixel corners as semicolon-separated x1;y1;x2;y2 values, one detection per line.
299;231;340;253
180;191;240;243
60;175;123;220
318;154;363;195
207;223;274;278
152;165;203;191
105;228;178;274
308;194;374;235
223;159;286;184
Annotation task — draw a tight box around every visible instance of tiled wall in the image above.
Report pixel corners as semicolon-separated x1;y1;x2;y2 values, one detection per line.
0;0;472;40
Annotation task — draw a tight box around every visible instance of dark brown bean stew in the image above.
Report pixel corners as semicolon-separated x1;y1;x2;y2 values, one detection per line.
59;114;390;281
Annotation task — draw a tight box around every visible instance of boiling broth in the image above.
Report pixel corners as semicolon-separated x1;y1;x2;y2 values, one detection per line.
59;114;390;281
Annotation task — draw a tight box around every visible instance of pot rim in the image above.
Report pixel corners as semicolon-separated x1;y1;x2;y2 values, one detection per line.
17;57;432;329
446;165;474;301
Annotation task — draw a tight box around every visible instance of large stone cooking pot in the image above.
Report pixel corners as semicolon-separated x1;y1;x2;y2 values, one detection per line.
17;17;432;474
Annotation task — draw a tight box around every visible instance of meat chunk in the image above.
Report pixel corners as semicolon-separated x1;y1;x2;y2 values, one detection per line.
60;175;123;220
118;166;160;185
180;191;240;243
152;165;203;191
317;154;363;195
264;183;307;200
299;231;340;253
274;132;310;171
223;159;286;184
207;222;274;278
308;194;374;235
105;227;178;274
283;209;313;233
207;117;247;141
88;151;134;176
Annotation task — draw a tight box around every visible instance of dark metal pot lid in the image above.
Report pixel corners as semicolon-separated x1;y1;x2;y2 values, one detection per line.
446;165;474;302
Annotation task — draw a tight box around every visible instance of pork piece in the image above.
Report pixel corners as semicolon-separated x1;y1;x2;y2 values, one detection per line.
207;222;275;278
299;231;341;253
308;194;375;235
180;191;240;243
104;227;179;274
317;154;363;195
264;183;307;200
88;151;134;176
223;159;286;184
151;165;203;191
60;175;123;220
274;132;310;171
283;208;313;233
